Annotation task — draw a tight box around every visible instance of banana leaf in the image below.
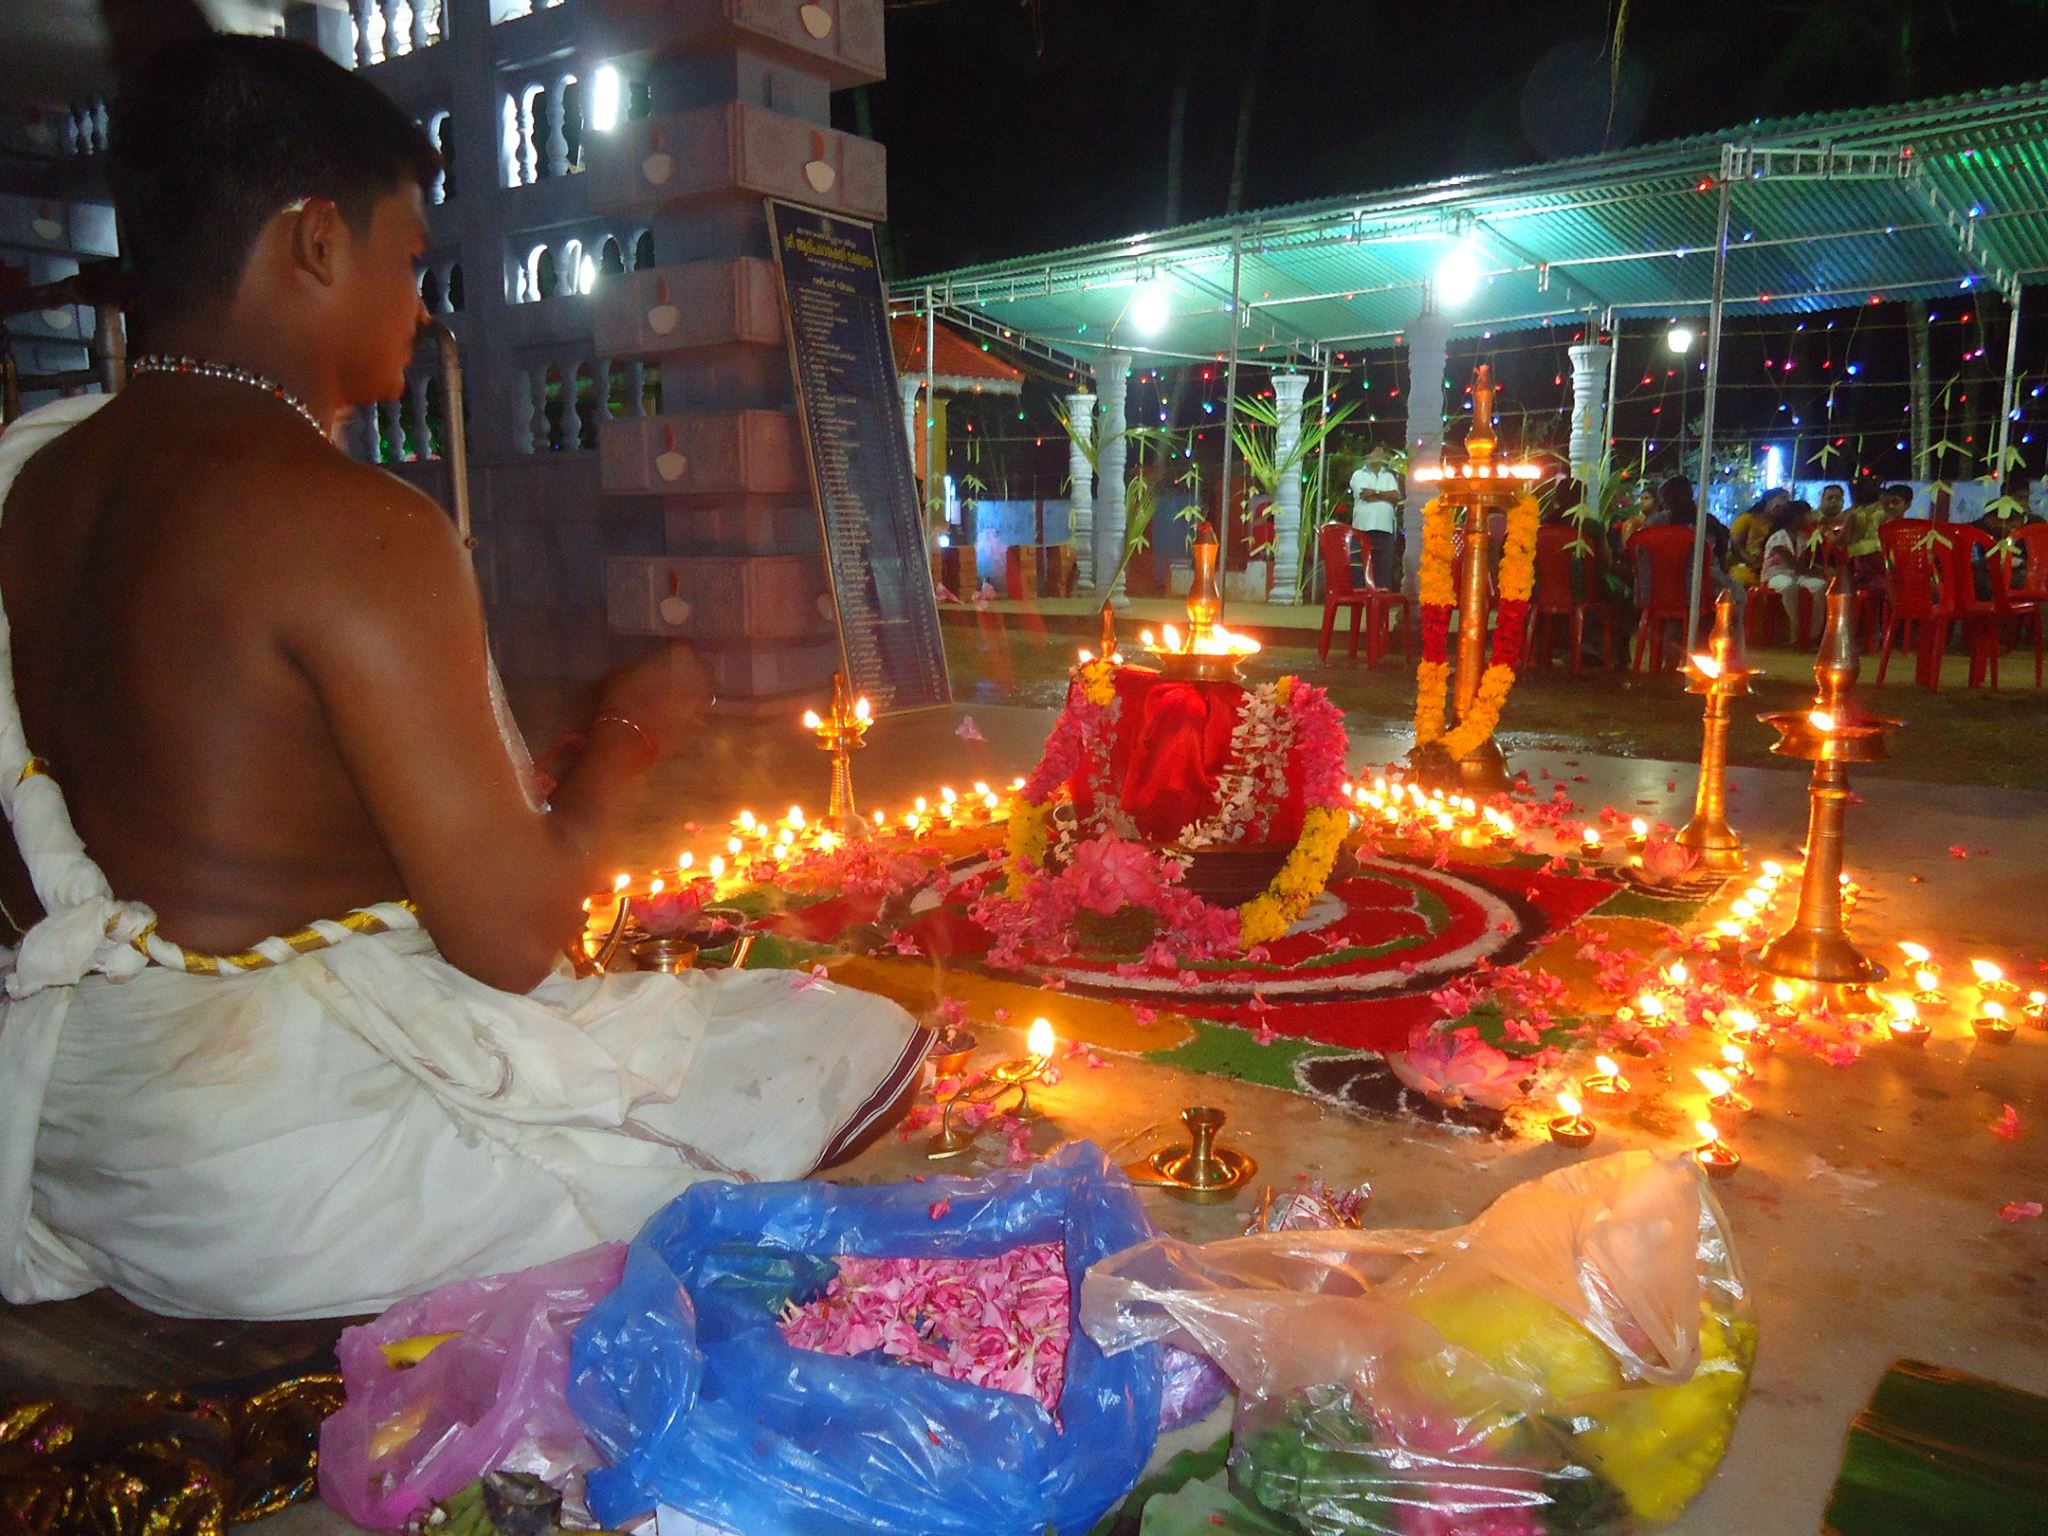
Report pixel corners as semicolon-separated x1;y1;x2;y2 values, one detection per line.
1822;1359;2048;1536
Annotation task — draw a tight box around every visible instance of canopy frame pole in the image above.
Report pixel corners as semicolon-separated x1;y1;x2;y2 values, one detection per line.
1687;149;1736;646
1218;229;1244;577
925;284;938;539
1996;281;2024;481
1308;344;1334;595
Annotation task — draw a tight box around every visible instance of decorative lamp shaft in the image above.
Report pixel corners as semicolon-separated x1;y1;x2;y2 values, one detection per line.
1678;593;1749;871
1454;516;1489;721
1186;522;1223;649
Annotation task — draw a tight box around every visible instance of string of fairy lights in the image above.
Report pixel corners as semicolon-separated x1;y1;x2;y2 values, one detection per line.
932;299;2041;494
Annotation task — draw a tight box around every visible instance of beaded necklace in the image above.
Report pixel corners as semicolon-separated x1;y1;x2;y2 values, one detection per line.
131;353;329;438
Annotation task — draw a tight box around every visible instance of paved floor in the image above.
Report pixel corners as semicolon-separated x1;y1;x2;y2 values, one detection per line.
23;699;2038;1536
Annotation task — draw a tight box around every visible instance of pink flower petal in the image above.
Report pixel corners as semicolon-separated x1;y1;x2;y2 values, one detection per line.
1999;1201;2042;1223
1991;1104;2021;1141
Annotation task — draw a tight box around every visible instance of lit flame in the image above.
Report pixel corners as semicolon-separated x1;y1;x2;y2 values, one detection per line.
1027;1017;1055;1059
1630;817;1649;838
1077;648;1094;663
613;872;631;893
708;855;725;879
1915;968;1940;993
1970;959;2004;984
1638;993;1666;1020
1691;653;1722;679
854;697;871;722
1809;709;1837;731
2031;990;2047;1007
1146;619;1262;657
1582;827;1602;846
739;810;757;830
1731;899;1758;920
649;877;665;895
1694;1067;1731;1097
1771;980;1796;1005
1722;1044;1747;1070
1556;1091;1583;1119
789;805;805;827
1695;1119;1722;1146
1983;1000;2007;1021
1139;629;1156;649
802;709;823;730
1667;960;1690;986
1595;1055;1621;1078
1725;1007;1760;1034
679;851;694;870
1886;994;1918;1022
941;787;958;805
1162;623;1183;651
727;837;744;855
1760;860;1784;878
1899;941;1931;964
778;827;795;847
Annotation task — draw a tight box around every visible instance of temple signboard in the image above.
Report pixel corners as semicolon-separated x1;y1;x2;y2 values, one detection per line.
767;199;950;714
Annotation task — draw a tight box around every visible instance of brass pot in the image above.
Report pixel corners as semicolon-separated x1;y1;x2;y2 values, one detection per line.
630;937;699;974
1174;842;1293;907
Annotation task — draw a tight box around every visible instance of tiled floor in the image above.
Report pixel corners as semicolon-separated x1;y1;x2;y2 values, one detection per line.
10;705;2044;1536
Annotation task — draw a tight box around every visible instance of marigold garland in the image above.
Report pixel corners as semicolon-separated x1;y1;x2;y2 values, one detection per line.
1412;491;1539;761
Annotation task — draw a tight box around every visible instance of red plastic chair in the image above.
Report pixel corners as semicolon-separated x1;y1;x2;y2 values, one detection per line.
1316;524;1412;665
1525;524;1618;676
1960;524;2044;689
1625;525;1712;672
2010;523;2048;600
1875;521;1977;690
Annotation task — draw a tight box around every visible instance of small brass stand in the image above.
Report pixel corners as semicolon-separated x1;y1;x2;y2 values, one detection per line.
1125;1106;1257;1202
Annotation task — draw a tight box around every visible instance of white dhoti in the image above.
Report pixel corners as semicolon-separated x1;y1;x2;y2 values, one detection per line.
0;397;925;1320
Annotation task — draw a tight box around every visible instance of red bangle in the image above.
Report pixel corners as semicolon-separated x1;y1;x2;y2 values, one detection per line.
590;711;659;770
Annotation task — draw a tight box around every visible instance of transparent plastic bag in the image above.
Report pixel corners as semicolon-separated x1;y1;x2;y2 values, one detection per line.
318;1244;623;1531
1081;1152;1753;1534
568;1141;1163;1536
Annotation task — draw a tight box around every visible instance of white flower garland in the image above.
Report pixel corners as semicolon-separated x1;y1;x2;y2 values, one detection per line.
1175;681;1296;848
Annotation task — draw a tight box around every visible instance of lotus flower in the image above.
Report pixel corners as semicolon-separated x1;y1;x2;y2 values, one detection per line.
1388;1025;1526;1110
1637;837;1700;887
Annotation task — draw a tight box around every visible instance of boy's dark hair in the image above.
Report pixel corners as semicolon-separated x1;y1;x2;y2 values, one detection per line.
1882;483;1913;499
107;25;439;324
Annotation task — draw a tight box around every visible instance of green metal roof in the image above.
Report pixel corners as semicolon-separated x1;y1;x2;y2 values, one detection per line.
891;80;2048;372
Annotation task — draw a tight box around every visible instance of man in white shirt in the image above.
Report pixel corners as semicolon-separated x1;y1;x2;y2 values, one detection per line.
1347;444;1403;589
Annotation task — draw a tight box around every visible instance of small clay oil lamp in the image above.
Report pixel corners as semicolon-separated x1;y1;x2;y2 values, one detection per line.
1911;968;1948;1011
1722;1007;1772;1059
2025;990;2048;1030
1970;958;2019;1000
1548;1091;1596;1149
1898;941;1936;979
1579;826;1605;860
1694;1067;1752;1118
1581;1055;1631;1103
1885;994;1930;1048
1972;1000;2017;1046
1693;1119;1741;1180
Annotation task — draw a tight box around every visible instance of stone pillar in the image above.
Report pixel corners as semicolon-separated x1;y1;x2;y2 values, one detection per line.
1568;338;1612;492
1270;371;1309;602
1094;352;1131;604
1400;309;1451;596
1064;390;1096;589
898;374;921;473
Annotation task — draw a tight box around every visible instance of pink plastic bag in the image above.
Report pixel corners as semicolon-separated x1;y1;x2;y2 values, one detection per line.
318;1244;624;1531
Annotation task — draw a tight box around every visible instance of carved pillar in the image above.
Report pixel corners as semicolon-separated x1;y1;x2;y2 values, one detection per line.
559;358;582;450
1094;352;1131;603
406;372;432;459
1400;308;1452;596
1568;339;1613;492
628;359;648;418
413;0;437;51
545;78;572;181
1270;371;1309;602
353;0;380;67
519;87;540;186
1065;389;1096;589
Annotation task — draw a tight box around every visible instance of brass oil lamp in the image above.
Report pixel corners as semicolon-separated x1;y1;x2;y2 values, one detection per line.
1678;592;1759;873
1408;365;1541;792
1751;581;1902;990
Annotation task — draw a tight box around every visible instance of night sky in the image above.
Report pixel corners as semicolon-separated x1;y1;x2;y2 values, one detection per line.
849;0;2048;504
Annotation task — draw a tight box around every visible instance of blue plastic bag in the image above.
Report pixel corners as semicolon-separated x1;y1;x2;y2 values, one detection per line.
568;1141;1163;1535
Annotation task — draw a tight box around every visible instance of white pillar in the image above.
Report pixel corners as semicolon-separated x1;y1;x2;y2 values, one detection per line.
898;375;921;469
1567;339;1612;490
1065;390;1096;589
1270;371;1309;602
1400;308;1451;596
1094;351;1132;604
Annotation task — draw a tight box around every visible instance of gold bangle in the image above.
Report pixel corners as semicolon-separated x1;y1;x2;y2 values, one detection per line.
590;711;659;769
